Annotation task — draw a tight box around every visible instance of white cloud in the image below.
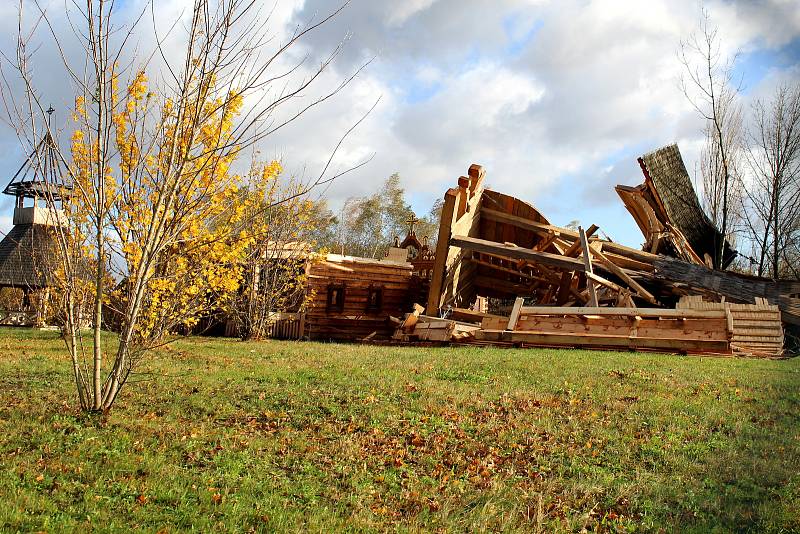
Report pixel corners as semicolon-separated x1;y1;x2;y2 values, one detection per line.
0;0;798;247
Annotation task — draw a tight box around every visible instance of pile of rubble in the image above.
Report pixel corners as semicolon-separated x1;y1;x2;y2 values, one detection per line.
391;145;795;357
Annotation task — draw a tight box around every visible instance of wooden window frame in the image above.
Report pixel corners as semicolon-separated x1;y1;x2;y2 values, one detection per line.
366;284;383;313
326;283;346;313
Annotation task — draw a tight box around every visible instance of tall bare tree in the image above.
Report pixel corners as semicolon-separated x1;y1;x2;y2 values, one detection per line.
743;83;800;279
1;0;373;411
679;9;742;268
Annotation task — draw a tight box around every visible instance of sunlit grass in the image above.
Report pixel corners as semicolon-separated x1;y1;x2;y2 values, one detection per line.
0;327;798;532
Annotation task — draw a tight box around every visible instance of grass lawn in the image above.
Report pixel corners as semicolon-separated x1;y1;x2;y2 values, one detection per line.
0;328;798;533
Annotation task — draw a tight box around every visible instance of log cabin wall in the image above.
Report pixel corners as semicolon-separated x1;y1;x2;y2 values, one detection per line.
305;254;413;341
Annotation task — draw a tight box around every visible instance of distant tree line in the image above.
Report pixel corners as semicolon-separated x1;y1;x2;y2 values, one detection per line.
306;173;442;258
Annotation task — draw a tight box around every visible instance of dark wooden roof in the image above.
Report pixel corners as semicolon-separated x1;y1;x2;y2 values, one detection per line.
399;232;422;250
638;144;736;268
0;223;57;288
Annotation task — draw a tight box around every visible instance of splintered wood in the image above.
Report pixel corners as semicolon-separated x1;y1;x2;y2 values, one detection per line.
392;305;482;343
421;159;795;357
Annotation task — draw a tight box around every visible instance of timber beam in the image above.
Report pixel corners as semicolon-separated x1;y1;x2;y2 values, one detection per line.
450;235;585;272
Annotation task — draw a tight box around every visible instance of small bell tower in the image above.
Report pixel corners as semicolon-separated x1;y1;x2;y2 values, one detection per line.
0;108;72;307
4;107;72;226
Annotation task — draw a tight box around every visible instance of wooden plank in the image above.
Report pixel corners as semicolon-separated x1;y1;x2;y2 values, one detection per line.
601;252;655;272
507;297;524;330
417;314;478;328
427;188;458;314
586;272;626;293
513;315;729;341
482;208;578;239
472;275;540;297
518;306;726;319
564;224;598;257
476;329;730;353
592;240;659;265
450;307;502;323
450;235;585;272
400;303;425;332
579;226;599;307
556;271;573;305
589;244;659;305
483;205;658;268
468;257;549;283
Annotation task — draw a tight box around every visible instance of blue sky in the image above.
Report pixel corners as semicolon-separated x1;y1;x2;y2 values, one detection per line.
0;0;799;249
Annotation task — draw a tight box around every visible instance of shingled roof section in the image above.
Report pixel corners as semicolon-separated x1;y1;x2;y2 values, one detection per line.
0;223;57;288
638;144;737;268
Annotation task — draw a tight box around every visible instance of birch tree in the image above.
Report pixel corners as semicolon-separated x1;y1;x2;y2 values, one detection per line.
679;9;742;268
743;83;800;278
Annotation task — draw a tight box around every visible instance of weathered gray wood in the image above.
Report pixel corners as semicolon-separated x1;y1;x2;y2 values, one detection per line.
654;256;800;326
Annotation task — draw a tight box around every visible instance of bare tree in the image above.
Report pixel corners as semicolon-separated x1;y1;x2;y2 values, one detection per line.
742;83;800;279
679;9;742;269
1;0;374;411
231;161;317;340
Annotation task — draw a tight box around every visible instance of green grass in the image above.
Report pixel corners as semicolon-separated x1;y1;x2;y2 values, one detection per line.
0;328;799;533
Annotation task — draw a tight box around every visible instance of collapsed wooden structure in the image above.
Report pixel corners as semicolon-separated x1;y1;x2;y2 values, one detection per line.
242;143;792;358
407;145;794;357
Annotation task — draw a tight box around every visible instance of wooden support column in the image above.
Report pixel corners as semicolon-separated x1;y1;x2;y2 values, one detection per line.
427;189;458;314
579;226;599;307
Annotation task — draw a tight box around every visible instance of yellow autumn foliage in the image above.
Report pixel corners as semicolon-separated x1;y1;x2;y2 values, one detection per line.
60;68;290;345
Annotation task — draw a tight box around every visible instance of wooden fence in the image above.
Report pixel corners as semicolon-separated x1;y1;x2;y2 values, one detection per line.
224;312;305;340
265;313;305;340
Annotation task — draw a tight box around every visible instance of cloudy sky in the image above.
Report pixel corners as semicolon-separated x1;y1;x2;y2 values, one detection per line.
0;0;799;247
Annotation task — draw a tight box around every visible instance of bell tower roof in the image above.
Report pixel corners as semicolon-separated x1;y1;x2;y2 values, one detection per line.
4;111;72;202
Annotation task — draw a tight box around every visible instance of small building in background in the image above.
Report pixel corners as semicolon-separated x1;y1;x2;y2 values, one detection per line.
0;125;71;326
304;254;413;341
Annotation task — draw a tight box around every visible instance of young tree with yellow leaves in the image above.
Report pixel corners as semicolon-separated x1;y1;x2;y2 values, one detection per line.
4;0;373;411
230;160;319;341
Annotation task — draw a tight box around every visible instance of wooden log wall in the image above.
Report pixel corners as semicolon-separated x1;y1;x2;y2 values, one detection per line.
306;255;413;341
677;296;784;357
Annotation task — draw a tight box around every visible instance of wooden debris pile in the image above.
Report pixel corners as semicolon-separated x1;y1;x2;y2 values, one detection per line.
419;146;797;357
391;304;481;342
426;164;679;318
476;297;731;354
677;296;784;357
